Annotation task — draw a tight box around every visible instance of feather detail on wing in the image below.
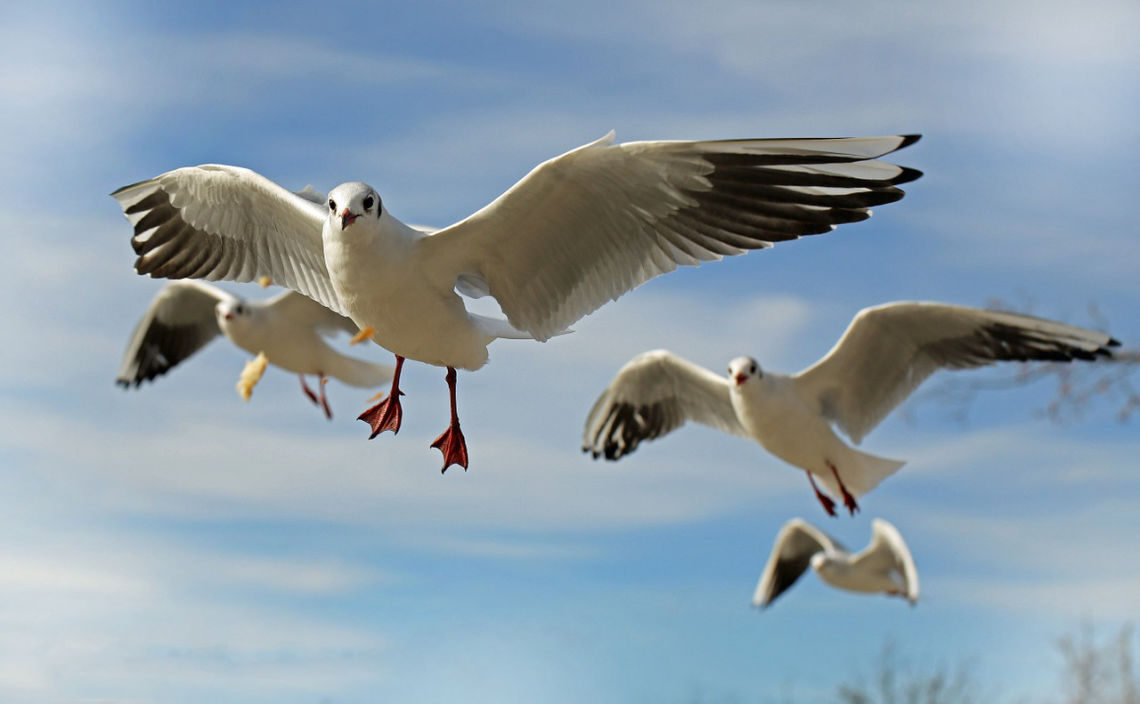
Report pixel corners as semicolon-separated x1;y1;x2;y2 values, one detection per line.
793;301;1119;444
752;518;843;608
855;518;919;604
111;164;345;315
116;281;234;387
420;133;922;341
263;290;360;337
582;349;748;460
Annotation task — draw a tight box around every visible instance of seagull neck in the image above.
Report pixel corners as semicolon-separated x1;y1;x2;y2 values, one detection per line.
377;211;425;247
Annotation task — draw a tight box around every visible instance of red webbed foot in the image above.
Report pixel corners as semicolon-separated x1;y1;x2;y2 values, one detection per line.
358;391;404;438
358;355;406;438
430;422;469;473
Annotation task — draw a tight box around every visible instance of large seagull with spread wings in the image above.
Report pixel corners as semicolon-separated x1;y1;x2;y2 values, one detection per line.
112;132;922;471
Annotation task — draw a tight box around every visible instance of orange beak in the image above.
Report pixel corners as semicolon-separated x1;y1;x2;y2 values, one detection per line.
734;373;748;385
341;208;359;229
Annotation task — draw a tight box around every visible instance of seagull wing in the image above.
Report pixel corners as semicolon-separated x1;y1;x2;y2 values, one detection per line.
111;165;344;315
582;350;747;461
116;281;234;387
419;133;921;341
752;518;843;609
851;518;920;604
262;290;361;337
792;301;1119;444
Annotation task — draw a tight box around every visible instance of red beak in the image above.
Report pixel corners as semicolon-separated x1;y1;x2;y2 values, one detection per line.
224;312;234;321
341;208;359;229
734;373;748;385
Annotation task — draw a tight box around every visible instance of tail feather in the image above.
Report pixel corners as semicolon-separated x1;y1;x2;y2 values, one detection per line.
471;313;572;341
325;354;395;388
818;449;905;499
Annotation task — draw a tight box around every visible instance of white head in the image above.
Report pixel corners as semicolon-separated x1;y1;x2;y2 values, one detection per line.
215;298;252;332
326;182;383;232
727;356;762;387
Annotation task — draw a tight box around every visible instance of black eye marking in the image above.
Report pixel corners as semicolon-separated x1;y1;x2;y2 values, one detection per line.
750;363;757;374
328;199;337;212
362;195;375;211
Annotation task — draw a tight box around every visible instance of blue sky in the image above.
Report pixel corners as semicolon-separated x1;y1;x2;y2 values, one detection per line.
1;1;1138;702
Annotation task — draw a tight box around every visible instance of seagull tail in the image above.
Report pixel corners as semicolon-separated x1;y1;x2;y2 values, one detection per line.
841;449;907;498
325;355;397;388
471;313;573;341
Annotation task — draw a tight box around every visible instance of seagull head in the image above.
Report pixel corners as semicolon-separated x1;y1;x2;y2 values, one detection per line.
215;299;249;325
727;356;761;386
327;182;382;232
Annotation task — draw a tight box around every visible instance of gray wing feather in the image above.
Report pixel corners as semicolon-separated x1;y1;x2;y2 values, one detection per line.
853;518;920;604
582;350;747;461
752;519;843;609
793;302;1119;443
111;165;344;315
422;134;922;341
116;281;234;387
263;290;360;336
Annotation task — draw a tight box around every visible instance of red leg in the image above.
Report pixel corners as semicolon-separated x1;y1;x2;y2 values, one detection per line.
827;460;860;516
805;470;837;517
430;367;469;473
358;355;405;438
317;374;332;420
299;374;319;405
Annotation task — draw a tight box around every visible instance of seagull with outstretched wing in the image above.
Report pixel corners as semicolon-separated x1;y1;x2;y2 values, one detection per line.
752;517;919;608
582;301;1119;515
117;281;394;418
112;132;922;471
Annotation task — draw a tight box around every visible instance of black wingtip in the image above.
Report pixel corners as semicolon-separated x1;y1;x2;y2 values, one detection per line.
892;166;924;185
898;134;922;149
1108;337;1122;347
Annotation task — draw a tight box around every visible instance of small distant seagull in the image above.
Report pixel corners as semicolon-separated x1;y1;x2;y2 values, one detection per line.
582;301;1119;515
752;517;918;609
116;281;394;418
112;132;922;471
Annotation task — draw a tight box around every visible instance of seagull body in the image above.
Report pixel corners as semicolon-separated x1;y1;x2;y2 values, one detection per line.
728;366;905;512
582;301;1119;515
112;132;923;470
116;281;394;417
752;517;919;608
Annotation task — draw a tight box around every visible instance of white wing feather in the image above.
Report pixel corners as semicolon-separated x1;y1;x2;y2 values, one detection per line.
752;518;843;608
582;350;748;460
116;281;235;386
421;133;921;341
793;302;1118;443
111;165;344;315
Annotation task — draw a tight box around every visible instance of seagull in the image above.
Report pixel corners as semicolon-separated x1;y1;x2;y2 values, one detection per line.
116;280;395;418
752;517;919;608
111;132;922;472
582;301;1119;515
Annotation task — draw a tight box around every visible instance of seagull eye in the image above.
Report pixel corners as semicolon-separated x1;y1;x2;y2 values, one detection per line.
363;195;375;211
750;363;757;374
328;199;336;212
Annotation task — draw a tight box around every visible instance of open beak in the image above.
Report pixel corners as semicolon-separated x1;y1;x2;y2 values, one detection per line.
341;208;359;229
733;373;748;385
